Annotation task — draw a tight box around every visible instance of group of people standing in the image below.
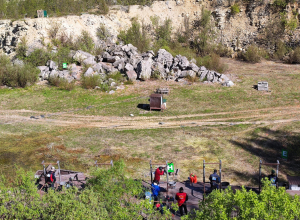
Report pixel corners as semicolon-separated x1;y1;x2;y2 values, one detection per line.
151;166;189;216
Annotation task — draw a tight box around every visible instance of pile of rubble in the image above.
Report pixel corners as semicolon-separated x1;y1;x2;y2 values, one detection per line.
37;43;234;86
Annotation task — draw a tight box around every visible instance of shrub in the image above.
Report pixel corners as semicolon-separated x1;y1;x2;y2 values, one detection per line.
287;47;300;64
48;76;75;91
109;72;125;83
152;18;172;50
0;55;38;87
274;40;288;60
16;36;28;59
118;18;150;53
196;53;227;73
186;75;199;83
230;4;240;15
25;49;51;66
97;24;110;41
240;44;262;63
48;22;61;40
81;75;102;89
150;70;161;79
193;9;215;56
74;30;95;53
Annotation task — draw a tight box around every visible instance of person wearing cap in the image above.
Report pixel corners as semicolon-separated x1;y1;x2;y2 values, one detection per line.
175;187;188;216
46;166;56;190
209;169;220;190
154;166;165;184
268;169;278;187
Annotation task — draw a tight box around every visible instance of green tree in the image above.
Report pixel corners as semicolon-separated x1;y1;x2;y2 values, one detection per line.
183;179;300;220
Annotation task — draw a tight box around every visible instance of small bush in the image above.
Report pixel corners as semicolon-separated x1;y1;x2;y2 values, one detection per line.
48;76;75;91
124;80;133;85
196;53;227;73
109;72;126;83
231;4;240;15
240;44;262;63
74;30;95;53
25;49;51;66
0;55;38;87
118;18;150;53
287;47;300;64
274;40;288;60
186;75;199;83
97;24;110;41
16;36;28;59
48;22;61;39
150;70;161;79
81;75;101;89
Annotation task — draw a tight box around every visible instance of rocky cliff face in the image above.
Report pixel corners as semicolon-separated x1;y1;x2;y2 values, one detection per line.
1;0;300;56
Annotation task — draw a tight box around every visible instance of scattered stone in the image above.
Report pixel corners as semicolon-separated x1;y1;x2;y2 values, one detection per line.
222;80;234;87
130;114;134;117
109;90;115;94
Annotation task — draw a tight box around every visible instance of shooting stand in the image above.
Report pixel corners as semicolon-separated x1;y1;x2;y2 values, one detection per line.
203;160;222;201
259;159;280;192
150;160;173;193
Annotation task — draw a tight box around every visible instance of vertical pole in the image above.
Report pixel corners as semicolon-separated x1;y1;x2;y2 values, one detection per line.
203;160;205;201
111;160;113;168
276;160;279;188
150;160;153;183
259;159;262;193
57;161;61;185
219;160;222;192
166;161;169;193
42;160;46;176
95;160;98;168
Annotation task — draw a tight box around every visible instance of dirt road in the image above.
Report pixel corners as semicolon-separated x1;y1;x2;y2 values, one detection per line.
0;105;299;129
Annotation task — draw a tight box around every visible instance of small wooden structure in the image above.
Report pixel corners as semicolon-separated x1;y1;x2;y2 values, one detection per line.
149;94;166;111
257;81;268;91
287;176;300;190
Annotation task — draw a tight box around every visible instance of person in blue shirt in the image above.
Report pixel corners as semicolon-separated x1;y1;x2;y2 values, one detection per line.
209;169;220;190
151;180;161;205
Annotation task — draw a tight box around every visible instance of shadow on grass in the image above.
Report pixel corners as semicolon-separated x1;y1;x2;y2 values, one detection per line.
137;104;150;110
229;127;300;177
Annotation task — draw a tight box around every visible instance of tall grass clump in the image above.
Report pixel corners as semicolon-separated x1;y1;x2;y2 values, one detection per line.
48;76;75;91
81;75;102;89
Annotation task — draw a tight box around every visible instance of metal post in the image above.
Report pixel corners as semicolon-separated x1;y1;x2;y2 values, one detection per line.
276;160;279;188
166;161;169;193
219;160;222;192
110;160;113;167
42;160;46;176
150;160;153;183
57;161;61;185
95;160;98;168
259;159;262;193
203;160;205;201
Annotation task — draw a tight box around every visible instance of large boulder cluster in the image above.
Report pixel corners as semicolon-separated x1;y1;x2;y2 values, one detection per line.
37;43;234;86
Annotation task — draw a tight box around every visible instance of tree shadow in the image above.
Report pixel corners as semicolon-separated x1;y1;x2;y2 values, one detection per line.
229;127;300;177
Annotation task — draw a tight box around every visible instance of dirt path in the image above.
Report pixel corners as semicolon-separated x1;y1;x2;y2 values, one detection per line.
0;105;300;129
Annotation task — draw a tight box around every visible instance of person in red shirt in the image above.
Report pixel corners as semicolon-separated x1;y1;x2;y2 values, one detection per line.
175;187;188;216
154;166;165;184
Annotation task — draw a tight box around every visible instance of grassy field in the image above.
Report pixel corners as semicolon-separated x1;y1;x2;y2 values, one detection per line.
1;58;300;186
